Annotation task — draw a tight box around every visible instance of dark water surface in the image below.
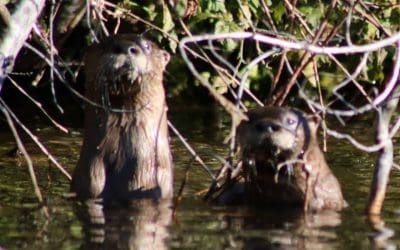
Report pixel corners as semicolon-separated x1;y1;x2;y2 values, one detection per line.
0;108;400;249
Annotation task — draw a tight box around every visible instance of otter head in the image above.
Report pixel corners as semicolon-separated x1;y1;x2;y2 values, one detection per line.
237;107;316;166
84;34;170;107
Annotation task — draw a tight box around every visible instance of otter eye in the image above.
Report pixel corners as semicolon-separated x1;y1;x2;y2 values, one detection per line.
141;41;151;53
128;46;139;55
286;118;296;125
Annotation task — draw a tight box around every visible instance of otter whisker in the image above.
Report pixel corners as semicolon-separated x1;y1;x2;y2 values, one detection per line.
101;81;111;109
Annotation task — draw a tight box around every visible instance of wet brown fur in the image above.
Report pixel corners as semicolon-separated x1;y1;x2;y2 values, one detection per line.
71;35;173;202
207;107;346;211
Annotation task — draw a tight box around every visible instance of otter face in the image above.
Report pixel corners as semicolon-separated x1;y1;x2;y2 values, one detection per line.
84;35;170;103
108;38;154;89
237;107;308;163
253;111;300;151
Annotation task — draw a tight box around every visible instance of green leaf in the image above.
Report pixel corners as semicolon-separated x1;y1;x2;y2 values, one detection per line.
319;71;345;93
249;0;261;14
271;1;286;24
202;0;227;13
364;22;378;41
214;15;241;51
162;3;175;32
142;4;157;21
390;7;400;29
298;5;323;29
302;60;317;87
168;30;178;53
175;0;188;17
239;2;252;23
211;75;229;94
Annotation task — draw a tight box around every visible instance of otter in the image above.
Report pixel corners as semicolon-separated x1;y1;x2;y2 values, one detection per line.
206;107;346;211
71;34;173;203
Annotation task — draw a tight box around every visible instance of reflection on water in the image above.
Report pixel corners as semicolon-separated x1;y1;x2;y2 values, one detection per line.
0;109;400;249
233;209;342;249
170;198;344;249
368;214;396;249
75;199;172;250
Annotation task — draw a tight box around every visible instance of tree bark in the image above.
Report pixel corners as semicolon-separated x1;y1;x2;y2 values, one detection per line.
367;84;400;214
0;0;46;59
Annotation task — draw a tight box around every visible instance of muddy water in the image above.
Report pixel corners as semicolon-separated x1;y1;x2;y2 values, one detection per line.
0;108;399;249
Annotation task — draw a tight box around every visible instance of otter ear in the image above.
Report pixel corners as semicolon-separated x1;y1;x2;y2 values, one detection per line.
306;114;321;133
161;50;170;67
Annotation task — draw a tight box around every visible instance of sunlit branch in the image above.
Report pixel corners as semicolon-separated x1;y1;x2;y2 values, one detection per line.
325;127;388;153
305;40;400;117
49;0;63;113
207;40;263;107
236;49;279;107
367;81;399;214
344;0;356;46
180;31;400;55
0;0;46;58
373;41;400;106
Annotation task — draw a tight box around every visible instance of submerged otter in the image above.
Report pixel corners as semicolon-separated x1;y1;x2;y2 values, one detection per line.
206;107;346;211
71;35;173;202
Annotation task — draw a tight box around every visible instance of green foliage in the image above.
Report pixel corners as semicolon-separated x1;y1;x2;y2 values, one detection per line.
120;0;398;101
270;1;286;25
201;0;227;13
298;3;324;29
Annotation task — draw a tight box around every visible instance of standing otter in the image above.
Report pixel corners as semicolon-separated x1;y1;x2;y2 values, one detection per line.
71;35;173;202
206;107;346;211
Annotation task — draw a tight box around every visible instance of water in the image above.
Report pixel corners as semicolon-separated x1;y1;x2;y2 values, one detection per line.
0;108;400;249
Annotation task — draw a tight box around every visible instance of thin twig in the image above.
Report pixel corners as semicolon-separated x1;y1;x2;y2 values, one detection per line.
167;120;215;180
0;99;49;217
180;31;400;55
0;98;71;180
7;77;68;133
49;0;63;113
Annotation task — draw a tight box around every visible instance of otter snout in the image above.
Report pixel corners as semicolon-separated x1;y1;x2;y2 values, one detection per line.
254;120;298;151
126;40;153;75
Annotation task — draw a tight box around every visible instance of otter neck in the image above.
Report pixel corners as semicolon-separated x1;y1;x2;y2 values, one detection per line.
101;73;172;198
106;73;165;111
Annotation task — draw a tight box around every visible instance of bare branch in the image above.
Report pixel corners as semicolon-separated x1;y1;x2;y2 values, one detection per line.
167;120;215;180
373;47;400;106
180;31;400;56
236;49;279;106
7;77;68;133
0;99;72;180
0;98;49;217
0;0;46;58
366;42;400;215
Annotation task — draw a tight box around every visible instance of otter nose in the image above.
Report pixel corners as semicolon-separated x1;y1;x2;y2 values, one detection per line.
269;124;281;133
255;122;281;134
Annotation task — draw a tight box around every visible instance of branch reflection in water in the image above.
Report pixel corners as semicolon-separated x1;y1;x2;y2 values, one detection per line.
367;214;395;249
74;198;172;249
